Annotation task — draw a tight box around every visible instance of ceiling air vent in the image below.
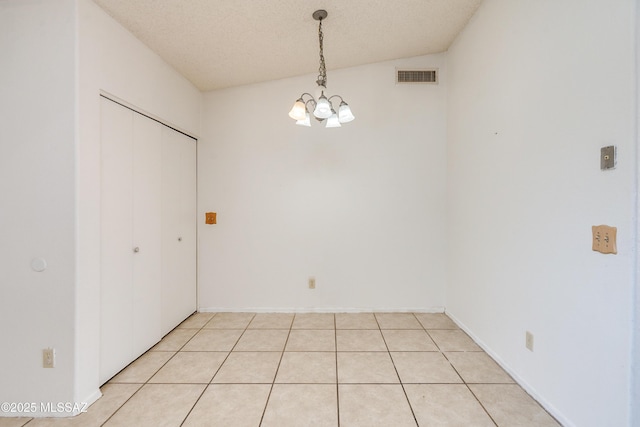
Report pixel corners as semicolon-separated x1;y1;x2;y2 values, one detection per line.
396;68;438;84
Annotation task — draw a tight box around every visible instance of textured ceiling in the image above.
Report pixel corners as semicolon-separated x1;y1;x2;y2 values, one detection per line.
92;0;483;91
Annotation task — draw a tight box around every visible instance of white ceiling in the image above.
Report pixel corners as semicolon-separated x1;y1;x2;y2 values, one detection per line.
92;0;483;91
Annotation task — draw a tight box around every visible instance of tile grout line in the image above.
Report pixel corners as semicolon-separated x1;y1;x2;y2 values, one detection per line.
257;314;294;427
107;312;241;426
465;384;499;427
423;314;500;427
435;342;498;425
334;314;341;427
178;312;256;426
376;313;420;427
396;314;423;426
42;312;554;426
99;312;218;426
178;384;209;427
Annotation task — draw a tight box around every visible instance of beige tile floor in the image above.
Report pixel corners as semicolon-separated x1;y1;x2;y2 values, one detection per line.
4;312;561;427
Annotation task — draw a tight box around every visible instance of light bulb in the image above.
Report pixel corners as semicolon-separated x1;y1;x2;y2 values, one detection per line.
326;111;341;128
288;98;307;121
313;94;332;119
338;101;355;123
296;112;311;127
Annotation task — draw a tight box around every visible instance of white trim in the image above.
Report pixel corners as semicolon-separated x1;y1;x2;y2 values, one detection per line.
632;0;640;424
77;388;102;415
197;306;446;314
99;90;199;140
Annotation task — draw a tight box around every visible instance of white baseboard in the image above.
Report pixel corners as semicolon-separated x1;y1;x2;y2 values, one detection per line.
198;306;446;313
80;387;103;412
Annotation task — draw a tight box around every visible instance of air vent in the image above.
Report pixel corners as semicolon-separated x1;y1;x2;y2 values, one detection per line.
396;69;438;84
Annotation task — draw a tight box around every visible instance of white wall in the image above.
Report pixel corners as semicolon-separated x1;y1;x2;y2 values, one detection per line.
634;1;640;422
76;0;201;409
198;55;447;312
0;0;201;416
0;0;78;410
3;0;636;422
446;1;636;426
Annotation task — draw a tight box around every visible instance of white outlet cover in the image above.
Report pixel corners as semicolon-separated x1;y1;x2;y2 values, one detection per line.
525;331;534;351
43;348;55;368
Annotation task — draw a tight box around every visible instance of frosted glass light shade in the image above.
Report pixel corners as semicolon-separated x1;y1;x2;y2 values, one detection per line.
338;102;355;123
313;95;332;119
296;112;311;127
288;99;307;121
326;112;341;128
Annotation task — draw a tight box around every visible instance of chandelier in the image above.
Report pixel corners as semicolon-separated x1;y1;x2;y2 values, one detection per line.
288;10;355;128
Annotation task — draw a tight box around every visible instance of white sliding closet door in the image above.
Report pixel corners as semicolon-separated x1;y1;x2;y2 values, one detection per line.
100;98;135;383
99;97;196;384
161;127;197;335
131;114;163;356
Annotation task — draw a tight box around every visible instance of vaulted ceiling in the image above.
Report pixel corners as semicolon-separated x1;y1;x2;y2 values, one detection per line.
92;0;483;91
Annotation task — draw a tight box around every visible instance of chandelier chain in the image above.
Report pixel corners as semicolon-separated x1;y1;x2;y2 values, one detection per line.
316;18;327;88
288;10;354;127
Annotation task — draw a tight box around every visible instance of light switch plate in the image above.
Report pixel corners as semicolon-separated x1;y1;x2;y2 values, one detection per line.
592;225;617;254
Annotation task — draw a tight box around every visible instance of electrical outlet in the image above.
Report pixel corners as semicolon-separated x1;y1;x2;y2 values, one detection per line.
43;348;55;368
525;331;534;352
308;277;316;289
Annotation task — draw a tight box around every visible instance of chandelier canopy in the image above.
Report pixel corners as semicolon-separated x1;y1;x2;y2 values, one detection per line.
288;10;355;128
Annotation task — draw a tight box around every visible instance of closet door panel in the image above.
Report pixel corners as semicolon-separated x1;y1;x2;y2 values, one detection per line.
161;127;197;334
99;98;134;384
177;134;197;323
132;114;163;356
